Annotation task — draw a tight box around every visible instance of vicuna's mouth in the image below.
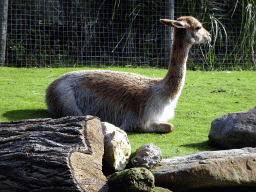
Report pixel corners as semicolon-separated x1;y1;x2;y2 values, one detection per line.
202;37;211;44
193;39;211;45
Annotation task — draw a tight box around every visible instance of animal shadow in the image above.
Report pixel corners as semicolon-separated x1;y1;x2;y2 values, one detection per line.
2;109;55;121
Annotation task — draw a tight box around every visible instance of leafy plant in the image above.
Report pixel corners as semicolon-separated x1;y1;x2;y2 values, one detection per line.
177;0;256;70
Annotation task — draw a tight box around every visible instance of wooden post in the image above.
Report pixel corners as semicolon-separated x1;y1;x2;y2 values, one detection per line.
164;0;174;67
0;116;109;192
0;0;8;66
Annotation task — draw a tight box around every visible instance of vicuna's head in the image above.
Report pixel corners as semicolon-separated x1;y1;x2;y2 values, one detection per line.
160;16;211;46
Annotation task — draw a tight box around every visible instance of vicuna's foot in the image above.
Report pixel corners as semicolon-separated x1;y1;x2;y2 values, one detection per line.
149;123;174;133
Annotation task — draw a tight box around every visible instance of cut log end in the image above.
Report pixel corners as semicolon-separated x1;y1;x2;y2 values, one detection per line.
0;116;109;192
70;151;108;191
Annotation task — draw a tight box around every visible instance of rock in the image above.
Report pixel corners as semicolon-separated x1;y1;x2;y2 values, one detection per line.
151;147;256;192
0;116;109;192
131;143;162;169
101;122;131;173
108;167;155;192
209;106;256;149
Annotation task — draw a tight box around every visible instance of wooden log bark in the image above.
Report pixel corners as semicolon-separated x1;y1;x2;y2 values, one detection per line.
0;116;109;192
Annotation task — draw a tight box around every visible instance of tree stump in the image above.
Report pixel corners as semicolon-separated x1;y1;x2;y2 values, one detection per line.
0;116;109;192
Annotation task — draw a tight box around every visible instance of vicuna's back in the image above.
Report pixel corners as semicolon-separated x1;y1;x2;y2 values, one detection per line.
45;16;210;133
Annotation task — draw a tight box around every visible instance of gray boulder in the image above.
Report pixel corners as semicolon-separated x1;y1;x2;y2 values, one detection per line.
131;143;162;169
107;167;155;192
209;106;256;149
151;147;256;191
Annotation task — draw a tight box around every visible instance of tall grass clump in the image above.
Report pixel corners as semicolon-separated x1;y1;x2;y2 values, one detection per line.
177;0;256;70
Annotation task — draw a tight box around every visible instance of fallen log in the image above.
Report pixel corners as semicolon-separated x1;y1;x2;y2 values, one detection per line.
0;116;109;192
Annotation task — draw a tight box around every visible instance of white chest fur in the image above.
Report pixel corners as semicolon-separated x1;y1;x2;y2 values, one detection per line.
143;72;186;126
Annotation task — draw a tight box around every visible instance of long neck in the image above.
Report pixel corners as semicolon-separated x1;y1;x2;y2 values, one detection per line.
163;30;191;98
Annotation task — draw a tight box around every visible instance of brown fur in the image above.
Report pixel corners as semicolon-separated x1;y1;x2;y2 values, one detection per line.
45;16;210;133
162;16;210;98
81;70;157;116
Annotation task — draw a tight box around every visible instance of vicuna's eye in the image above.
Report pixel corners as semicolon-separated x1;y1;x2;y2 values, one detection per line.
196;27;201;30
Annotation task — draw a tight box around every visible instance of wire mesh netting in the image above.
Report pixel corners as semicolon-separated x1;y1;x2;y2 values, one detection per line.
3;0;256;70
5;0;171;68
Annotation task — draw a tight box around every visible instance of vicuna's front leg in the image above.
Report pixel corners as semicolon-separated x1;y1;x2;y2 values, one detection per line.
148;123;174;133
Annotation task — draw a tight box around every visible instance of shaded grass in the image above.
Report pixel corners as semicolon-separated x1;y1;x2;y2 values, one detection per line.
0;67;255;158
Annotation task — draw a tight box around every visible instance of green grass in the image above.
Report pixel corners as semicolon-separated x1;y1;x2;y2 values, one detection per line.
0;67;255;158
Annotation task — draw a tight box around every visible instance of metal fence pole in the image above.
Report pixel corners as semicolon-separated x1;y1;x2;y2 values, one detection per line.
0;0;8;66
164;0;174;67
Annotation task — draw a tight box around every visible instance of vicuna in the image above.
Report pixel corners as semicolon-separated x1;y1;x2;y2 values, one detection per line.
45;16;211;133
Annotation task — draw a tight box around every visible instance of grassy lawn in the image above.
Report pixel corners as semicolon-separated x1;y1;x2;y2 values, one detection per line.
0;67;255;158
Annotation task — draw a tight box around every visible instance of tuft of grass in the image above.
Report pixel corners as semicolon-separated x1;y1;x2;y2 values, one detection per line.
0;67;255;158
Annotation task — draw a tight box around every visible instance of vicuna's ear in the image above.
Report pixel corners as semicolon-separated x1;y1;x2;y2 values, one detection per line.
160;19;190;28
